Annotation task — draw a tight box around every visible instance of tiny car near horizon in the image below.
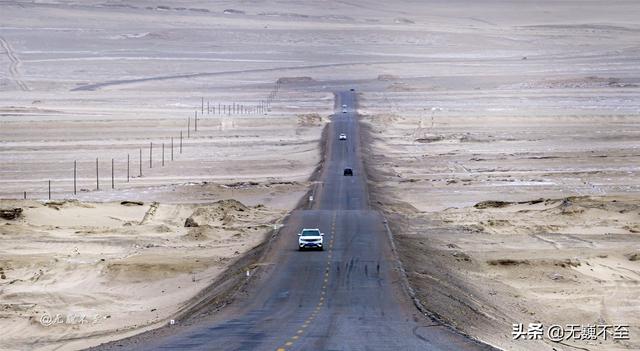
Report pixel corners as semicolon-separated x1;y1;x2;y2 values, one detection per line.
343;168;353;176
298;228;324;251
339;133;347;140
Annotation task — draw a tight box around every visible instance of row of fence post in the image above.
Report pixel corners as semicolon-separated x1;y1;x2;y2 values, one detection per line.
25;85;284;200
195;101;270;116
198;81;281;118
37;128;187;200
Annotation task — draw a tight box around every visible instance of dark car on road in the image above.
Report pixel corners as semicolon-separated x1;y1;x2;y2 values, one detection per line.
343;168;353;176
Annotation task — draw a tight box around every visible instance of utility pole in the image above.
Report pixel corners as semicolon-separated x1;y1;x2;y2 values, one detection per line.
111;158;114;189
96;158;99;190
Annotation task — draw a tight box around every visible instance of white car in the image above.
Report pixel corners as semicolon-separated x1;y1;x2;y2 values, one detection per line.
339;133;347;140
298;228;324;251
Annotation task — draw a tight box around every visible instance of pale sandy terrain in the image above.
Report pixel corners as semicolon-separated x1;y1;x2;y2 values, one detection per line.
0;188;301;350
362;113;640;351
2;0;640;350
0;98;330;200
1;3;335;350
346;3;640;350
2;1;639;200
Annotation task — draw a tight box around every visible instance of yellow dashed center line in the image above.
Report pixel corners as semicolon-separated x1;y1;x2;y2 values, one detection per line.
276;213;337;351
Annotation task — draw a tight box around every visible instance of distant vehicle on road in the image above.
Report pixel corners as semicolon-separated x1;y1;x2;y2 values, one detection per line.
350;88;355;91
339;133;347;140
298;228;324;251
343;168;353;176
342;104;347;108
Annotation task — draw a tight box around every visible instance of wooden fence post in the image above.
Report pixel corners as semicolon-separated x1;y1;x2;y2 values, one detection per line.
96;158;99;190
111;158;114;189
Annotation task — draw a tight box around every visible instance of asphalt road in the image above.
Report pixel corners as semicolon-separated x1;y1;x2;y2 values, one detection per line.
105;91;494;351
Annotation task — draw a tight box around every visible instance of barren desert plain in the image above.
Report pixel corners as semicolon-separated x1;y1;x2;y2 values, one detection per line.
1;1;639;350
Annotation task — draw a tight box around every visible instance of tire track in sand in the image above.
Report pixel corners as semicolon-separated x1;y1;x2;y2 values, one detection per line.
0;36;29;91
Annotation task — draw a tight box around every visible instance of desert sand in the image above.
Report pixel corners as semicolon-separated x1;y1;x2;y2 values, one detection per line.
0;188;305;350
0;2;339;350
361;113;640;351
2;0;640;350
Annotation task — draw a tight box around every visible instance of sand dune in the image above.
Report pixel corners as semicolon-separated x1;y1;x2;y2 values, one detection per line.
0;190;296;350
363;111;640;350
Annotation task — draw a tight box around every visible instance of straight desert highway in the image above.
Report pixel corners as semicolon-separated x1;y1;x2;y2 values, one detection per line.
94;92;495;351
